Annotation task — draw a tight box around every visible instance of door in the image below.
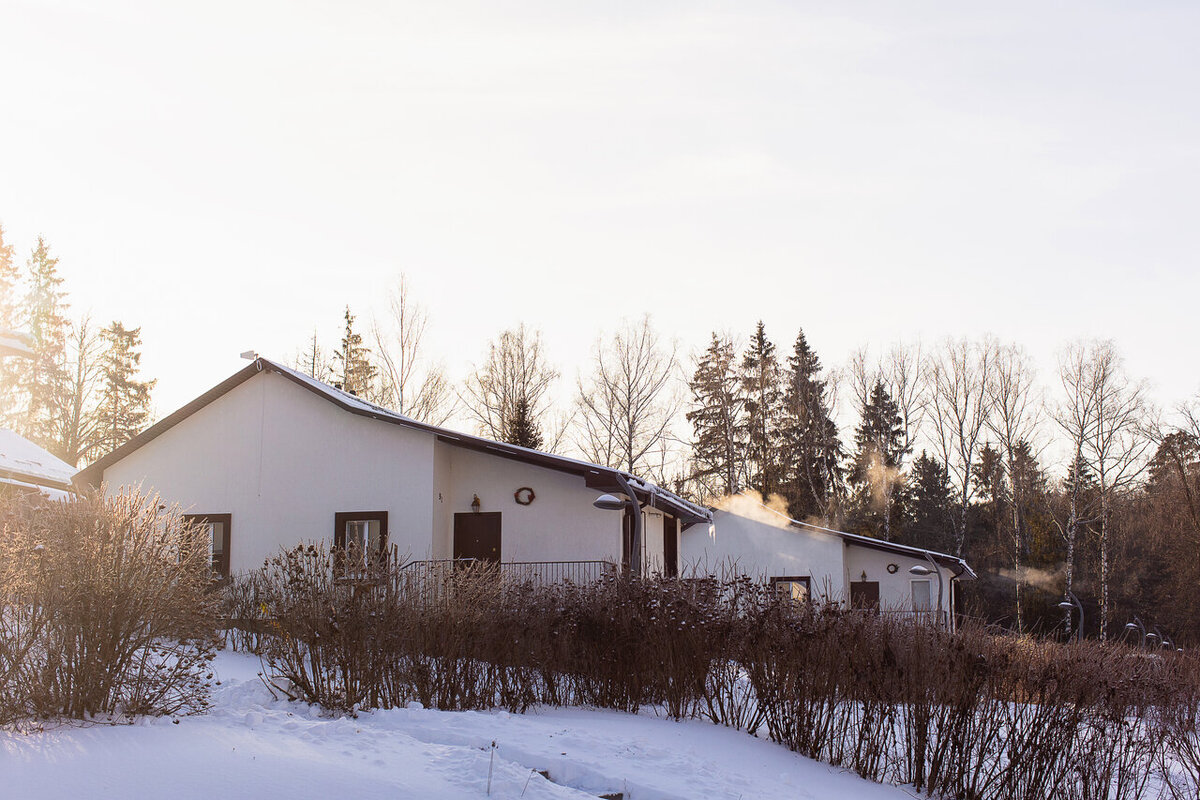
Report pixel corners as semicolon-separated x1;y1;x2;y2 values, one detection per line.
850;580;880;612
663;514;678;577
453;512;502;562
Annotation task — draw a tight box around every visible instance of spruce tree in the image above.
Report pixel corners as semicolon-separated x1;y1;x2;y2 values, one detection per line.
503;395;543;450
739;322;785;499
17;237;69;446
334;307;376;397
901;451;954;552
849;379;910;539
687;333;744;499
97;321;155;456
779;329;843;521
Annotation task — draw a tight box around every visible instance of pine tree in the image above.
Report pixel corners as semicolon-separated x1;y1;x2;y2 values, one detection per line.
334;307;376;397
503;395;544;450
687;333;744;500
739;322;785;499
779;329;843;521
96;321;155;456
17;237;70;446
850;379;910;539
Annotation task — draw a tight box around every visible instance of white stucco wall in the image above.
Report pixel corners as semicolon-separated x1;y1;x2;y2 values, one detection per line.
681;506;846;604
435;443;624;565
101;370;437;573
843;543;952;617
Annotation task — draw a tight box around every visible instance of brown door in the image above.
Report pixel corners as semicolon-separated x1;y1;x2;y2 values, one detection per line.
453;512;501;562
850;580;880;612
663;514;678;577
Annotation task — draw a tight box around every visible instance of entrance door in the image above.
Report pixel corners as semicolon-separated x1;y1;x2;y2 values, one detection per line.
453;512;502;563
663;514;678;577
849;580;880;612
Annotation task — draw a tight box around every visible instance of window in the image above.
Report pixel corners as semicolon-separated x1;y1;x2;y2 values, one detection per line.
183;513;231;579
771;576;811;603
334;511;388;572
911;579;932;612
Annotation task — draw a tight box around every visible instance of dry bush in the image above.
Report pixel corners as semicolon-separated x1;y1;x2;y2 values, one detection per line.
247;548;1200;799
0;490;219;722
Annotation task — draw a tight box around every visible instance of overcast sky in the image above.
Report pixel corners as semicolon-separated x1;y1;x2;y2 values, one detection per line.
2;1;1198;442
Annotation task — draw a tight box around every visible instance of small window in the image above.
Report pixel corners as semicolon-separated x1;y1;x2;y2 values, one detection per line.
771;576;811;603
911;579;932;612
334;511;388;571
183;513;232;579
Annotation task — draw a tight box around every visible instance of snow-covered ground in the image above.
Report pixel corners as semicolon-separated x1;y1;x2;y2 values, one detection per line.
0;651;914;799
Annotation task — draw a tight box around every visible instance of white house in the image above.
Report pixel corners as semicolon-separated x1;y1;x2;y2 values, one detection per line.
0;427;75;502
75;357;975;626
682;495;976;629
75;358;711;580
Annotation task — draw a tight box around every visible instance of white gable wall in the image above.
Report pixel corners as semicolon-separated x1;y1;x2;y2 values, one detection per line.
682;508;846;603
101;370;437;573
844;543;952;617
436;443;622;564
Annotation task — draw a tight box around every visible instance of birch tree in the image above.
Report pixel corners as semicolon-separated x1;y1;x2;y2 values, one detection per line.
51;314;105;465
984;343;1042;631
371;275;455;426
576;315;680;476
461;323;562;450
1053;342;1101;638
1081;341;1151;640
925;337;996;557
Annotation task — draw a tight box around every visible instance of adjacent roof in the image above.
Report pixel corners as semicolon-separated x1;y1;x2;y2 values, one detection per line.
0;427;75;492
74;358;712;527
716;497;976;580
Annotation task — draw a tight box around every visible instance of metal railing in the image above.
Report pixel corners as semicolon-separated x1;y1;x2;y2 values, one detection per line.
400;558;617;587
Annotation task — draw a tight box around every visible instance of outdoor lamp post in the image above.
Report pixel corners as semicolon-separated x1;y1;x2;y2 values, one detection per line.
593;472;643;577
1057;590;1084;643
1125;616;1147;648
909;552;944;627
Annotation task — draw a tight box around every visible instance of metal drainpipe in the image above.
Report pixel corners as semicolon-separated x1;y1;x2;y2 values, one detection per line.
612;472;643;577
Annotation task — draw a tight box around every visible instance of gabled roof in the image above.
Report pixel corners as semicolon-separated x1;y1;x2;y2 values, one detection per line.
0;427;75;492
74;358;712;527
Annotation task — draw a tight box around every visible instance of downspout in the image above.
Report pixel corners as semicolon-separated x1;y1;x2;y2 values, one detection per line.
613;472;643;577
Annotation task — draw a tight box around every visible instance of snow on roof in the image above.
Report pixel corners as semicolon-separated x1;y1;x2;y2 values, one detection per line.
264;360;712;524
0;427;75;489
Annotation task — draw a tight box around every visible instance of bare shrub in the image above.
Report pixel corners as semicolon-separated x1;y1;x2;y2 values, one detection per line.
0;490;219;721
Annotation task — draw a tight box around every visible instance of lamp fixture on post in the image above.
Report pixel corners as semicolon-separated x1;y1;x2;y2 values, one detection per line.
1057;590;1084;643
592;473;643;577
859;570;868;583
909;550;945;628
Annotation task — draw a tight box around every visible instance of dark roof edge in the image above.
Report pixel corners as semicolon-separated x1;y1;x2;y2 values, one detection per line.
793;519;977;580
75;361;265;488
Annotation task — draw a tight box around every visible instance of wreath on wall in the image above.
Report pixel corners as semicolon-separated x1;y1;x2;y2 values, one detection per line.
887;563;899;574
514;487;536;505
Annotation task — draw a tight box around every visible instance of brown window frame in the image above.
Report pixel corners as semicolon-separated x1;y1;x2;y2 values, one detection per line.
770;575;812;603
183;513;232;579
333;510;389;569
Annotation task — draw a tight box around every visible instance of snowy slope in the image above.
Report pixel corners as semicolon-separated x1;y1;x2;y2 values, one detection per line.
0;651;914;800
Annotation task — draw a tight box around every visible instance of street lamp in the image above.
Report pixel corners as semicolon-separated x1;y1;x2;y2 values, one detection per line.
909;551;944;627
593;472;643;576
1057;590;1084;643
1125;616;1147;648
